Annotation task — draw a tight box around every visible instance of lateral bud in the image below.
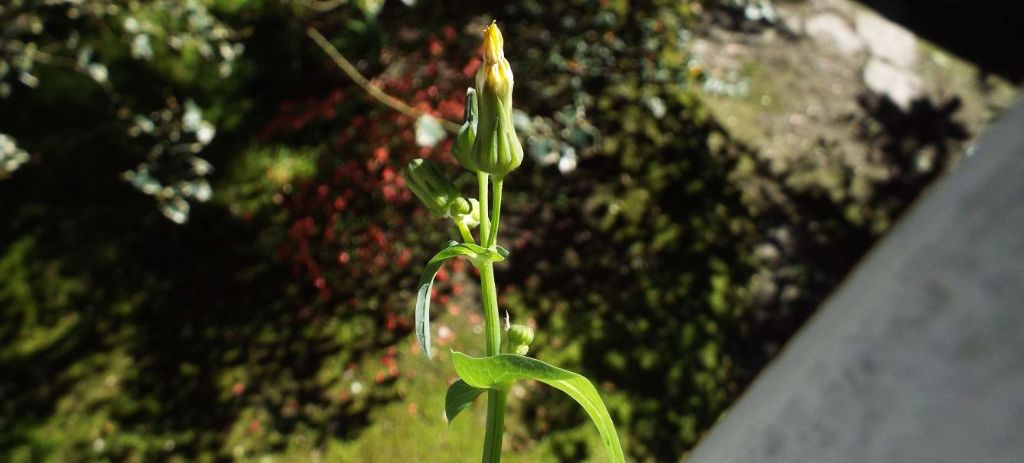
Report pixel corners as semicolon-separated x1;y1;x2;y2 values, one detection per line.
452;88;478;171
402;158;460;217
452;197;480;229
508;324;535;356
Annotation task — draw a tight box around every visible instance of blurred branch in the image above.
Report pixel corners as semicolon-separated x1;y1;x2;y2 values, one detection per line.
303;0;348;12
307;27;461;133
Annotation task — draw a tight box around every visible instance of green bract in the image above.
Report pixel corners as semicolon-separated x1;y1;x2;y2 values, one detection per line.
402;158;461;217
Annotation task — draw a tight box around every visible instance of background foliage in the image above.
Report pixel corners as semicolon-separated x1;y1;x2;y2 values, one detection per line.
0;0;982;461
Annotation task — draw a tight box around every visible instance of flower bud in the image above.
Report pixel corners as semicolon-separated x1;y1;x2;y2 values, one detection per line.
508;323;534;355
402;158;460;217
449;197;472;216
452;197;480;229
452;88;478;171
470;22;523;179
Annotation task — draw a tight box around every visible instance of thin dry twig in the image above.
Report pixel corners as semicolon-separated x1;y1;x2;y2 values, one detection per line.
307;27;461;133
303;0;349;12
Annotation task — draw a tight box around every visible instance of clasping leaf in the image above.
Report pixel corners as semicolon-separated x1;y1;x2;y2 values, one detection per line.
444;379;486;424
451;352;624;463
415;242;506;359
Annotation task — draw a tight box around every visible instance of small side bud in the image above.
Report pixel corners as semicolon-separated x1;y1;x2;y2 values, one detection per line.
452;88;478;171
402;158;460;217
453;198;480;229
508;324;534;356
449;197;472;216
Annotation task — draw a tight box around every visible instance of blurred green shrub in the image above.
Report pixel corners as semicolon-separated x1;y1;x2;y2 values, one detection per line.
1;0;240;223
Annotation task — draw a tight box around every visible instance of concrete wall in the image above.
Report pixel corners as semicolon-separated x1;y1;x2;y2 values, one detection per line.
685;100;1024;463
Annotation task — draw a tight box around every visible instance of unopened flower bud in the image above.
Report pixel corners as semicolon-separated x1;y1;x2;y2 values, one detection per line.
453;198;480;229
452;88;478;171
508;323;534;355
402;158;460;217
470;22;523;179
450;197;472;216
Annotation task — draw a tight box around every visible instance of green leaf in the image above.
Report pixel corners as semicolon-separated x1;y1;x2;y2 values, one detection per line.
415;241;503;359
452;352;625;463
444;379;485;424
459;243;506;263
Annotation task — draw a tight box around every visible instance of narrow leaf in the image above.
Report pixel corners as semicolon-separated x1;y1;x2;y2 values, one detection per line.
452;352;625;463
415;241;480;359
460;243;505;262
444;379;485;424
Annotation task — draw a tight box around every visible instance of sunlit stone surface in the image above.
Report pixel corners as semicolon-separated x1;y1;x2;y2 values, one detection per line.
686;100;1024;463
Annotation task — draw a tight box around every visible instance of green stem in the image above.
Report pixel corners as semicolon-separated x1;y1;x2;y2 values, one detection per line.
456;221;475;244
477;172;490;248
479;261;504;462
487;179;503;248
477;172;505;462
478;263;502;368
483;388;508;463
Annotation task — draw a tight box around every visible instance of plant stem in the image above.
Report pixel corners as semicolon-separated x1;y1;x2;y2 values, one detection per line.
487;179;503;248
483;388;508;463
457;221;475;244
479;174;506;462
478;172;491;248
479;261;505;462
479;263;502;360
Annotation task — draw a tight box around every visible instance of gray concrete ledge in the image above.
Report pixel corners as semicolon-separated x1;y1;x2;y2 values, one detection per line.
685;99;1024;463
